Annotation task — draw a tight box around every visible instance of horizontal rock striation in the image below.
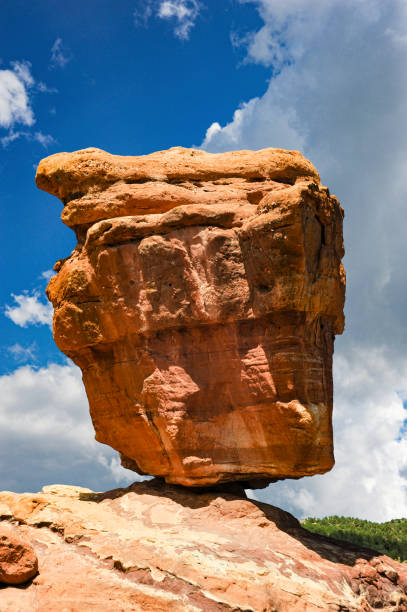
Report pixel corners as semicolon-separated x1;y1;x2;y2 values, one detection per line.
37;146;345;487
0;482;405;611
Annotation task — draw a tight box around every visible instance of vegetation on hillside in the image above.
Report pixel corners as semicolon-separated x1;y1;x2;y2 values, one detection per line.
302;516;407;562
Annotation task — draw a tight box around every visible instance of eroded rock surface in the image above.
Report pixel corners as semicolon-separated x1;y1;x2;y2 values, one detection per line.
0;523;38;585
0;482;405;611
37;147;345;487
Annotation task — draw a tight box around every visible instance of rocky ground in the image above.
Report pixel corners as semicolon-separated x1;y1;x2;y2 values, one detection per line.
1;479;406;611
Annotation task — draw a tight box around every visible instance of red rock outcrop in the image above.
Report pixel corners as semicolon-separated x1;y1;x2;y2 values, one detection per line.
36;147;345;487
0;523;38;585
0;482;405;611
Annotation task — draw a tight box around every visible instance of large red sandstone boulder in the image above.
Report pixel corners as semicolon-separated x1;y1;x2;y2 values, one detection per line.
0;482;405;611
0;523;38;585
36;147;345;487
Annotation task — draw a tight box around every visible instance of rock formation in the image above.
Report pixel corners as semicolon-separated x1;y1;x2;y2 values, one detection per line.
0;523;38;585
36;146;345;487
0;482;406;611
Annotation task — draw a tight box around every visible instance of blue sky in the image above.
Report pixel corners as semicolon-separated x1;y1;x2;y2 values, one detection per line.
1;0;407;521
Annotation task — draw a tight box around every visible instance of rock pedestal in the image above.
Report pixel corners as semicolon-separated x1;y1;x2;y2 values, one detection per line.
36;147;345;487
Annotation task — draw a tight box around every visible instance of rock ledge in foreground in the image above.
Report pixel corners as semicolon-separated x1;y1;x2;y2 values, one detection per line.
0;480;405;611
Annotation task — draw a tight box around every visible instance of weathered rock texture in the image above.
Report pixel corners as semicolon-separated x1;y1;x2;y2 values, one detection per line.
37;147;345;487
0;523;38;585
0;482;406;611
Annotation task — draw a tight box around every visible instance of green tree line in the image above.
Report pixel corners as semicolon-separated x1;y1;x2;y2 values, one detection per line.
302;516;407;562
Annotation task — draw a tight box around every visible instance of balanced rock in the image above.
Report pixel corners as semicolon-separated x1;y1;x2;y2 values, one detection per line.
36;147;345;487
0;523;38;585
0;482;406;611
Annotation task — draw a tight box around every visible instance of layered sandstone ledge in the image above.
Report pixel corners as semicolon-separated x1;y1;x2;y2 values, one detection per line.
0;482;406;611
36;147;345;487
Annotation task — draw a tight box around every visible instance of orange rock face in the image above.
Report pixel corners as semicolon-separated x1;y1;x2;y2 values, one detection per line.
0;523;38;585
37;147;345;487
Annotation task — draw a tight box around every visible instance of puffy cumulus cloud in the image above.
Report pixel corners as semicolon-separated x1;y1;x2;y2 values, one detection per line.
252;345;407;521
235;0;334;68
0;61;35;130
202;96;304;153
5;292;53;328
202;0;407;354
50;38;72;69
202;0;407;519
134;0;202;39
0;362;143;493
0;61;56;147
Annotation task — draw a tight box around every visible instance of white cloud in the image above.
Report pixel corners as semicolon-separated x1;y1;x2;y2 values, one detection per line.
1;130;56;149
202;96;304;152
134;0;202;39
0;362;143;492
159;0;201;39
201;0;407;520
50;38;72;69
134;4;153;25
5;292;53;328
1;130;27;147
97;454;139;484
202;0;407;353
2;278;143;492
40;270;56;281
0;61;35;129
34;131;56;148
36;82;58;94
203;0;407;350
10;60;34;88
235;0;331;68
7;343;38;363
0;61;56;147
